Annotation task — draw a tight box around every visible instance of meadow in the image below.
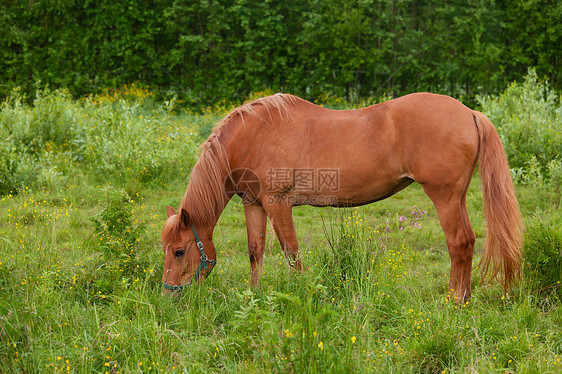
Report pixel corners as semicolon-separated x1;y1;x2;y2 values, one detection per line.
1;75;561;373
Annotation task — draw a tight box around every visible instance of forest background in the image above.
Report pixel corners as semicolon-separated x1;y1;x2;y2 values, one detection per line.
1;0;561;106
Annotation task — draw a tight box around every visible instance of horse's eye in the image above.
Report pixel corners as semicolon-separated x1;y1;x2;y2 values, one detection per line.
174;250;185;258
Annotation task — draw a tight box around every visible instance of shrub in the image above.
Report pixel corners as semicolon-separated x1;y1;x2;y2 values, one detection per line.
90;188;147;295
523;211;562;298
0;85;201;195
478;69;562;184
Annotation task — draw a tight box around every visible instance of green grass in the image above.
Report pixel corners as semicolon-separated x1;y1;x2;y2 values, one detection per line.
1;174;561;373
1;89;561;372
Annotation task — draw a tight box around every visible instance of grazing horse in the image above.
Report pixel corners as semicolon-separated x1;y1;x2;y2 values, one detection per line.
160;93;522;301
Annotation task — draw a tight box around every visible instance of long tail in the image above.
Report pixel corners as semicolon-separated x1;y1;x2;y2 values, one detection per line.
473;111;523;290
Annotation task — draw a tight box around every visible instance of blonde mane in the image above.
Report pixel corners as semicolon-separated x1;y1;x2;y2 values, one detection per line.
166;94;297;235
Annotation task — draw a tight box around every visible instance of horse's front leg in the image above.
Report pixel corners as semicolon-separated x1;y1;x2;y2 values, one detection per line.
263;202;302;271
244;204;267;287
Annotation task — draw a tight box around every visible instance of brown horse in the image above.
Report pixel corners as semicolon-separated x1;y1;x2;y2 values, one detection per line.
161;93;522;301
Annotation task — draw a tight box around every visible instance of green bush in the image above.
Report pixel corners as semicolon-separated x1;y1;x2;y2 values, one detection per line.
479;69;562;184
523;211;562;298
0;86;201;195
90;188;147;295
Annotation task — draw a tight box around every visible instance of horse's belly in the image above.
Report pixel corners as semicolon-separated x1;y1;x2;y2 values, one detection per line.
287;174;413;207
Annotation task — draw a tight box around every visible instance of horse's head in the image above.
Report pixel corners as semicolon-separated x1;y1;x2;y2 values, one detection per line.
160;206;217;296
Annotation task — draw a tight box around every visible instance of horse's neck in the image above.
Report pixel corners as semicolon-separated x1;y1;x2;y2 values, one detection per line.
181;147;232;230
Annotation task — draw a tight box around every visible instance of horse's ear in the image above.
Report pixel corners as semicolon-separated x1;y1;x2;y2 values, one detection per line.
166;206;177;218
179;208;190;229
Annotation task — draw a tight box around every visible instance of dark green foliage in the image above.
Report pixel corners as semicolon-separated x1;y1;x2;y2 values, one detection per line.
1;0;561;105
523;212;562;298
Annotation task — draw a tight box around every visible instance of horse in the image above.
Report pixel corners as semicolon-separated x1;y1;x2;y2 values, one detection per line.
160;93;522;301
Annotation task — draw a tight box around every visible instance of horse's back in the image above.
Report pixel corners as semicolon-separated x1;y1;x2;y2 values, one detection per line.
289;92;479;169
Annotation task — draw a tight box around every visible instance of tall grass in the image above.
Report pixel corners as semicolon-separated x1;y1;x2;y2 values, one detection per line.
523;211;562;299
2;186;561;373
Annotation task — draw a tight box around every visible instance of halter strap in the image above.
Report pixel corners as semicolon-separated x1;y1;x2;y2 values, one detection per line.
160;224;216;292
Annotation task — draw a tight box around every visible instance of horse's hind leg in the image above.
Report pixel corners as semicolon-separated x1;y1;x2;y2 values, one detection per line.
244;204;268;287
422;184;476;302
